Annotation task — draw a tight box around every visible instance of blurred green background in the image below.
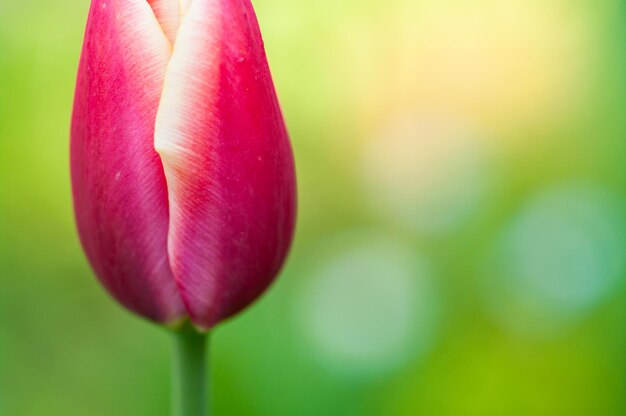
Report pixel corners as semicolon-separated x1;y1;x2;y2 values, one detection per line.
2;0;626;414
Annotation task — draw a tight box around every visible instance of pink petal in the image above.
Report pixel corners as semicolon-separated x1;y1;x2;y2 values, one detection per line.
71;0;185;323
155;0;297;329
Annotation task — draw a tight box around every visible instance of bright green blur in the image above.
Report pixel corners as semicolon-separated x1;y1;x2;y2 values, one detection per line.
1;0;626;415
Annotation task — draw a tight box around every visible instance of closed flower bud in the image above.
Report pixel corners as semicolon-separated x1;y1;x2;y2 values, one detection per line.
71;0;296;330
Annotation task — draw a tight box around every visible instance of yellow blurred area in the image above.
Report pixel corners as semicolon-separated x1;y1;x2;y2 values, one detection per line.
262;0;611;152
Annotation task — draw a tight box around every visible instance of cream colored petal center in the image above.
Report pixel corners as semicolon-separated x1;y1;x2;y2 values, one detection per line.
148;0;194;44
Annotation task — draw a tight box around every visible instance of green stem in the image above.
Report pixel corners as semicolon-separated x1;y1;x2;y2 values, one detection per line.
171;323;209;416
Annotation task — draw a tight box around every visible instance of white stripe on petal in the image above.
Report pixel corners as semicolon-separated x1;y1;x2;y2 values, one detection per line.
147;0;181;44
180;0;193;17
154;0;222;168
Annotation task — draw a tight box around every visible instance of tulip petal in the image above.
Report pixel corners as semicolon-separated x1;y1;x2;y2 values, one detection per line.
180;0;193;16
148;0;181;44
155;0;296;329
71;0;185;323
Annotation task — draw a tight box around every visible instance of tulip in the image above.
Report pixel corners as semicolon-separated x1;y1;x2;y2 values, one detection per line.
71;0;296;329
71;0;296;413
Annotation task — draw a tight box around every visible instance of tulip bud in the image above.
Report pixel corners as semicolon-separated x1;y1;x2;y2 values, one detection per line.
70;0;296;330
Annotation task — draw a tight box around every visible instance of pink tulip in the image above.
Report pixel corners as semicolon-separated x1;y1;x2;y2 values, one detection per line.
70;0;296;331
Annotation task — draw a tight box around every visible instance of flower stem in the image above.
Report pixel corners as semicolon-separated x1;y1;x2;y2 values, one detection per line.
172;323;209;416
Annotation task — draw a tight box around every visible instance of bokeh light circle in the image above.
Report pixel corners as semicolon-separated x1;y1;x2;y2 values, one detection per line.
361;115;492;235
482;182;626;337
294;231;440;379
